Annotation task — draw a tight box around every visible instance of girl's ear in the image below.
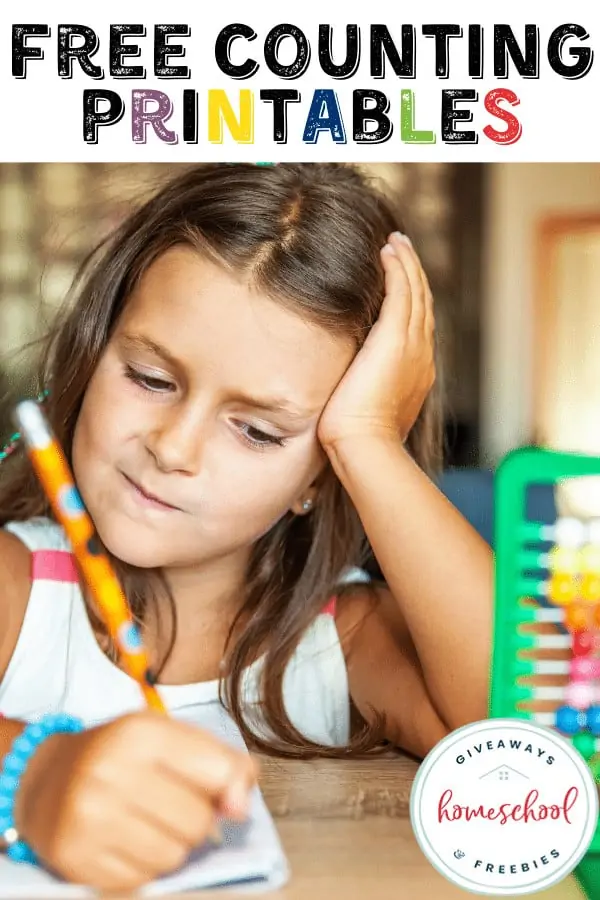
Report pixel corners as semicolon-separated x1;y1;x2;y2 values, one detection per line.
291;487;318;516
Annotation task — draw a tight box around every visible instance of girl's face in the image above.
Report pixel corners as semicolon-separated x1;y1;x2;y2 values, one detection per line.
72;246;355;573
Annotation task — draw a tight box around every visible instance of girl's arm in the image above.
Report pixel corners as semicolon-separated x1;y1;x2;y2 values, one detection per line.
331;438;493;756
0;531;36;845
0;530;32;683
318;232;493;757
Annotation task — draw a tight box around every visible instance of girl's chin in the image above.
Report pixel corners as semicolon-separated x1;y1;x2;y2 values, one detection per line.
95;518;172;569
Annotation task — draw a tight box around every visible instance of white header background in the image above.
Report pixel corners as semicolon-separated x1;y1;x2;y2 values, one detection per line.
3;1;599;161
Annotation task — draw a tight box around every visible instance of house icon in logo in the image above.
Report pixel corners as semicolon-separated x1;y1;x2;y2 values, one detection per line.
479;764;530;783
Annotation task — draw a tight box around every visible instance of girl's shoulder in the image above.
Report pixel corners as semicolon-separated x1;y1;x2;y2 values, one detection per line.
0;520;46;683
0;524;32;596
0;516;73;679
3;516;70;552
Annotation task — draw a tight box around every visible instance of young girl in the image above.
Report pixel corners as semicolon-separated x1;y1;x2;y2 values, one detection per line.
0;163;492;891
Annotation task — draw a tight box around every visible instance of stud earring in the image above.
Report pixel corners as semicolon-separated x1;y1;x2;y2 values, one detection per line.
302;499;313;512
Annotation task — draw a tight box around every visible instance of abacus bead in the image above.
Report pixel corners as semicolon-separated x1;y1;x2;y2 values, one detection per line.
570;657;600;680
548;546;580;573
548;573;579;606
582;574;600;604
555;705;584;735
554;518;587;547
566;605;590;631
573;631;595;656
587;706;600;736
573;732;597;761
565;681;595;709
581;545;600;572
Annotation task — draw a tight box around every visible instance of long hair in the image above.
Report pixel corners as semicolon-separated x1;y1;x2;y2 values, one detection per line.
0;163;445;757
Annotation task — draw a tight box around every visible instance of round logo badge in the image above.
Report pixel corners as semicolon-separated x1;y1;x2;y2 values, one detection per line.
410;718;598;895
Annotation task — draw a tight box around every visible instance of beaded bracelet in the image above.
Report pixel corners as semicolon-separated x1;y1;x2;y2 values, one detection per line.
0;713;85;864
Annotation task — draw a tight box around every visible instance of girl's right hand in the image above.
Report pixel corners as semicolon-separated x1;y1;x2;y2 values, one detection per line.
13;711;258;893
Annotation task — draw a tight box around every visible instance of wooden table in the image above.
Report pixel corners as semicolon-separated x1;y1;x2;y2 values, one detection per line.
197;751;587;900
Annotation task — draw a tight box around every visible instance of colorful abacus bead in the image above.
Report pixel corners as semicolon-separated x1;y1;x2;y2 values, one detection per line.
581;544;600;572
572;630;595;656
548;546;581;573
565;681;595;709
573;732;597;761
570;656;600;680
586;706;600;736
548;573;579;606
553;518;587;547
581;573;600;604
580;543;600;605
566;604;591;631
555;705;585;735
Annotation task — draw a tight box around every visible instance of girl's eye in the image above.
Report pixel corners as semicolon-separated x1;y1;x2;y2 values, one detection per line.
237;422;286;449
124;365;175;393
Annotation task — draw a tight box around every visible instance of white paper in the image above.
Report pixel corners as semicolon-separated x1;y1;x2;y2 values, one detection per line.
0;705;289;896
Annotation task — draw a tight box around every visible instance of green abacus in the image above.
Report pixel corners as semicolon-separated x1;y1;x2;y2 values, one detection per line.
489;446;600;899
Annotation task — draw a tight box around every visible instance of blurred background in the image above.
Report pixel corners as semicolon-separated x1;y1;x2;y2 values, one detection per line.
0;162;598;527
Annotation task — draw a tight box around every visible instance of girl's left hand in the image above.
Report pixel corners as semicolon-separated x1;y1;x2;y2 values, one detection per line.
318;231;436;450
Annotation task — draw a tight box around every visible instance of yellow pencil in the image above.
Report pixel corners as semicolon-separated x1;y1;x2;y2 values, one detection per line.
13;400;166;714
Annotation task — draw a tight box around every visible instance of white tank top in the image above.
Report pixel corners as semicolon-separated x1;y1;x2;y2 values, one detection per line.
0;517;359;747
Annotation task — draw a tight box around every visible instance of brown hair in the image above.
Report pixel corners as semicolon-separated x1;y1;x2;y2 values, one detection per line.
0;163;445;757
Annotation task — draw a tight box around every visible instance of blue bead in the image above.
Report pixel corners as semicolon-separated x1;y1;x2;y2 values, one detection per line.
0;775;19;794
8;841;36;864
2;756;25;776
59;715;78;732
12;735;36;757
39;715;59;733
0;797;14;812
26;725;45;743
556;705;582;735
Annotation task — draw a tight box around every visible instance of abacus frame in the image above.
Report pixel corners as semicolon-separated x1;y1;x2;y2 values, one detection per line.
489;445;600;900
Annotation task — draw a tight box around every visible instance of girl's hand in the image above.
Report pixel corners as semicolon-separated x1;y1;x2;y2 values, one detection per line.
15;711;257;893
318;232;435;450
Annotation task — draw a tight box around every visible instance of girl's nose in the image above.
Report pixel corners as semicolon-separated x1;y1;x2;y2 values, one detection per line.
145;410;206;475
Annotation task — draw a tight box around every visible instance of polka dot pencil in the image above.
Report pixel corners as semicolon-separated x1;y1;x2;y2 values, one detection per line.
13;400;166;714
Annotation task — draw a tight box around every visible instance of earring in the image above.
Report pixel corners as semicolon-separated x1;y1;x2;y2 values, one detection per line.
302;499;313;512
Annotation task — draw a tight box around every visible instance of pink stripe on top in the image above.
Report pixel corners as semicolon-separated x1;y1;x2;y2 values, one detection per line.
29;548;336;616
31;550;79;584
322;597;337;617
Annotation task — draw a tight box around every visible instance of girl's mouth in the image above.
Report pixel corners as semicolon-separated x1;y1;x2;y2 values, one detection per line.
122;473;181;512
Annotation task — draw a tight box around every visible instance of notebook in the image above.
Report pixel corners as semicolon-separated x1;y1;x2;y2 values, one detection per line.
0;705;290;896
